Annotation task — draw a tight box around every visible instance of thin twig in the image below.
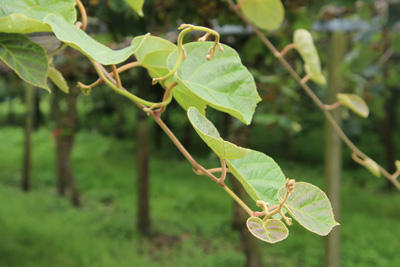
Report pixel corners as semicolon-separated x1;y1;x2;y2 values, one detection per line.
111;65;122;89
75;0;87;31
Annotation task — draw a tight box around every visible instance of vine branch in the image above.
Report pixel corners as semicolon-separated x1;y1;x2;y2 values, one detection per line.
226;0;400;190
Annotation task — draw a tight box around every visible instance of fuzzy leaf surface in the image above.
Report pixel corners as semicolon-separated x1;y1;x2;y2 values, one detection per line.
294;29;326;85
236;0;284;30
247;217;288;243
44;15;148;65
278;182;339;236
187;107;249;159
168;42;261;124
0;33;49;91
337;93;369;118
227;150;286;205
0;0;76;33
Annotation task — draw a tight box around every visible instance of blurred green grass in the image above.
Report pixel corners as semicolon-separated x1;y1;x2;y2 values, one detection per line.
0;127;399;267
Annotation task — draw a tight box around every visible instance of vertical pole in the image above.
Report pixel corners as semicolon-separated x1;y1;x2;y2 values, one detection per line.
325;31;346;267
22;87;35;192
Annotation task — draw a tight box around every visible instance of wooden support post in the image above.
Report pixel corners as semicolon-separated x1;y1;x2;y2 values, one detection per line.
325;31;346;267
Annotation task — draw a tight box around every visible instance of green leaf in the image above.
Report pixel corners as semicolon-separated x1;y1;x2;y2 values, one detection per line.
124;0;145;17
187;107;249;159
236;0;284;30
43;15;148;65
133;36;207;113
48;67;69;93
0;33;49;91
227;150;286;205
278;182;339;236
168;42;261;124
246;217;289;243
0;0;76;34
337;93;369;118
293;29;326;85
363;158;380;178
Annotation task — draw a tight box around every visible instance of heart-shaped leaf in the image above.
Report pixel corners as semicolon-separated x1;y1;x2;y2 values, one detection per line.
236;0;284;30
0;33;49;91
187;107;249;159
133;36;207;113
227;150;286;205
124;0;145;16
247;217;289;243
337;93;369;118
168;42;261;125
278;182;339;236
363;158;380;178
43;15;149;65
48;66;69;93
0;0;76;34
293;29;326;85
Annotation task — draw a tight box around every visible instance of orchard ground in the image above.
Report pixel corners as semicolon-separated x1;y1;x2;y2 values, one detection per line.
0;127;399;267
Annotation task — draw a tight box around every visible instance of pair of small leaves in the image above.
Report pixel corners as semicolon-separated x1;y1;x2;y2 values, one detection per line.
134;36;261;124
248;182;339;243
293;29;326;85
236;0;284;30
337;93;369;118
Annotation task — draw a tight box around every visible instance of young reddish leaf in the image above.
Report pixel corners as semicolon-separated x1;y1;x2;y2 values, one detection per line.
247;217;289;243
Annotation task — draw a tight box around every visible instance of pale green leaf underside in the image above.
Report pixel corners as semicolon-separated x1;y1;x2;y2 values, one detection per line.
124;0;145;16
0;0;76;34
363;158;381;178
168;42;261;125
247;217;288;243
237;0;284;30
187;107;249;159
227;150;286;205
278;182;339;236
0;33;49;91
43;15;148;65
48;66;69;93
133;36;207;113
337;93;369;118
294;29;326;85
